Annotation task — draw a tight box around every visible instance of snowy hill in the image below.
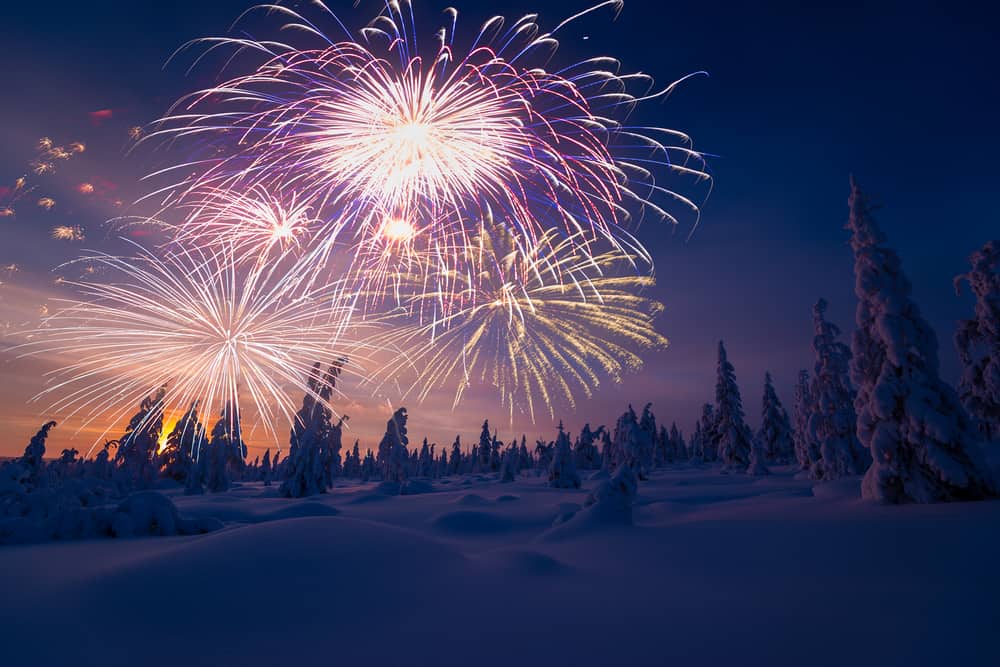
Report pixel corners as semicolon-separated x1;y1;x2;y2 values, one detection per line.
2;464;998;667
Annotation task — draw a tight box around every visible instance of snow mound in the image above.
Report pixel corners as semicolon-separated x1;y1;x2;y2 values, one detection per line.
477;548;570;576
456;493;490;506
430;510;514;534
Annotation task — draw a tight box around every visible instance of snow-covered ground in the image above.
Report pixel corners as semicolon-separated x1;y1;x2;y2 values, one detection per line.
2;465;998;667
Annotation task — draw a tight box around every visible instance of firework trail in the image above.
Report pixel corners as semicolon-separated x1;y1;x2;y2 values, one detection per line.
17;242;374;450
144;0;710;298
373;223;667;421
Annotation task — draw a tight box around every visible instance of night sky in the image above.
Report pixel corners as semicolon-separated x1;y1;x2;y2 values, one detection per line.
0;0;996;458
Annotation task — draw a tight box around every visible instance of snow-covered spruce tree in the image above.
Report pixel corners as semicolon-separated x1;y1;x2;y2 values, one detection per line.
689;419;704;462
715;342;754;471
669;422;686;463
379;408;410;484
636;404;657;477
518;436;531;471
954;240;1000;439
1;421;58;510
697;403;718;462
584;462;638;523
574;424;603;470
204;404;235;493
499;444;518;483
260;449;273;486
360;449;376;482
809;298;870;479
757;372;794;464
654;424;669;465
281;360;346;498
159;402;205;482
116;385;166;489
449;436;463;475
548;422;581;488
608;405;640;471
475;420;492;473
848;179;995;502
791;370;819;471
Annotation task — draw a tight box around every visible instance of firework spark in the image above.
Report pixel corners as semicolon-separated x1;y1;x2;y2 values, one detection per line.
375;224;667;421
51;225;86;241
18;243;373;448
177;185;320;265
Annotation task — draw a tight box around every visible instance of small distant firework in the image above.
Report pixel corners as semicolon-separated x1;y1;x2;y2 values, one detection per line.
0;207;13;218
128;126;143;141
178;185;318;264
37;197;56;210
51;225;85;241
3;264;19;274
77;183;95;195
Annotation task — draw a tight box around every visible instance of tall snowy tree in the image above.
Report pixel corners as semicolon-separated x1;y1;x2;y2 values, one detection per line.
116;385;166;489
548;422;581;488
757;373;794;464
379;408;410;484
449;436;463;476
204;403;236;493
609;405;639;471
476;420;492;472
954;240;1000;439
848;179;995;502
697;403;718;462
159;401;205;482
260;449;273;486
808;299;870;479
574;424;603;470
791;370;819;471
714;342;754;471
281;359;346;498
636;404;657;477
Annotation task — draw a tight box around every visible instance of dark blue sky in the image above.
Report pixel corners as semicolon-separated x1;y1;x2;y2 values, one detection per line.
0;1;997;454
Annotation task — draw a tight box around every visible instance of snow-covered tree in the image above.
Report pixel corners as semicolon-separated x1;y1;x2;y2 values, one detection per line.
360;449;376;482
379;408;410;484
609;405;638;471
636;404;657;477
204;403;236;493
449;436;463;476
714;342;753;471
281;359;346;498
584;463;638;523
499;444;518;483
791;370;819;471
669;422;687;463
548;422;581;488
689;419;705;462
574;424;603;470
159;402;205;482
116;385;166;489
260;449;273;486
954;240;1000;439
757;373;794;464
697;403;718;462
848;179;995;502
808;298;870;479
475;420;492;473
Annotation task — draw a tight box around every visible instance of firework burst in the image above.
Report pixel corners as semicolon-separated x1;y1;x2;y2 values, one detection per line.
375;224;667;421
18;242;372;449
145;0;709;295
